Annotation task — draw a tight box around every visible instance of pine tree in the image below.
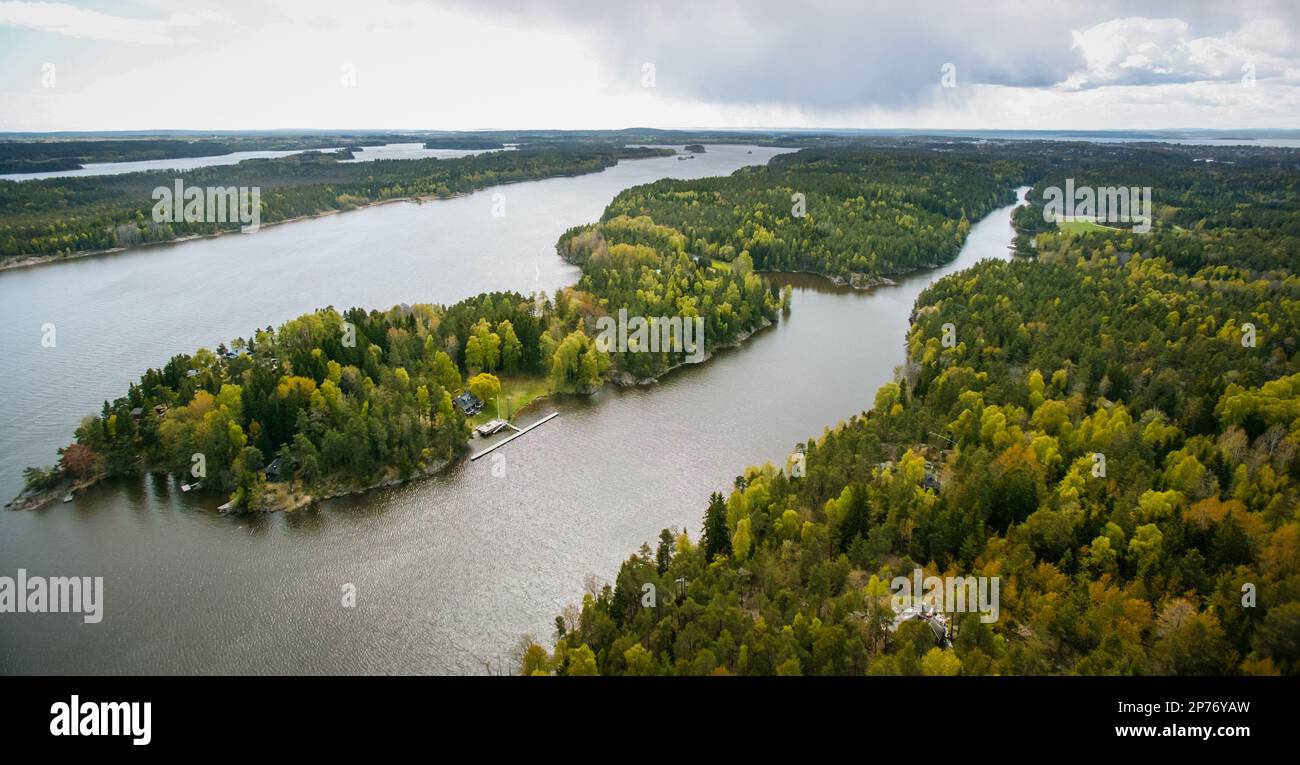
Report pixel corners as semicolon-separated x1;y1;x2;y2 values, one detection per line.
702;491;730;561
656;528;675;574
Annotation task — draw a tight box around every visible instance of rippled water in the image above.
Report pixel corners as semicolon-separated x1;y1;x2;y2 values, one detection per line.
0;153;1024;674
0;144;788;500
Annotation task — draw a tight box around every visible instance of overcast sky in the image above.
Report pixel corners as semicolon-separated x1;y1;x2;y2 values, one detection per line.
1;0;1298;132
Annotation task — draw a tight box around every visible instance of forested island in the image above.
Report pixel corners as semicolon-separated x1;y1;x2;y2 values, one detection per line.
567;146;1026;286
0;131;536;174
9;145;1025;512
9;138;1298;677
0;144;672;266
523;142;1300;676
422;138;507;150
0;136;354;174
10;253;773;512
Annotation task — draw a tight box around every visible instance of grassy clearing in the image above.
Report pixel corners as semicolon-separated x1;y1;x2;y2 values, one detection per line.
1057;218;1122;234
468;373;553;425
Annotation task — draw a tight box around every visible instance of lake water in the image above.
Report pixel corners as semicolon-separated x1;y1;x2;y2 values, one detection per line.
340;142;508;162
0;144;786;501
0;143;499;181
0;149;323;182
0;146;1025;673
7;132;1295;183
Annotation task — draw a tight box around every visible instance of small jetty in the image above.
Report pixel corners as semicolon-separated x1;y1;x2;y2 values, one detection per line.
469;412;559;461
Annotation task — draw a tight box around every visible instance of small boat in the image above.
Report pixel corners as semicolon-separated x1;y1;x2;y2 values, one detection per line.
181;481;202;492
475;419;510;437
62;493;74;503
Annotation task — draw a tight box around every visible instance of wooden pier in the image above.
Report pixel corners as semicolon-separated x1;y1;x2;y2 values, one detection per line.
469;412;559;461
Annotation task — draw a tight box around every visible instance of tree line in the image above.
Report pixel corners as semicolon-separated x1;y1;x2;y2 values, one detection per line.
526;141;1300;675
0;145;671;260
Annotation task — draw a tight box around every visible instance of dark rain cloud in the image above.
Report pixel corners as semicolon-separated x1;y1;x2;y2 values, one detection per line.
445;0;1300;109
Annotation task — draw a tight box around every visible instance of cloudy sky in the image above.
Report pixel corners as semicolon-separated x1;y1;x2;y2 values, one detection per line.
1;0;1298;131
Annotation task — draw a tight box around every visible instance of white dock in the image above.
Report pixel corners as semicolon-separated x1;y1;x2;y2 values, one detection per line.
469;412;559;461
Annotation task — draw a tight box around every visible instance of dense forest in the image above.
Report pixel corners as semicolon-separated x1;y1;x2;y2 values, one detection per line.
14;168;792;509
12;138;1299;673
0;145;670;261
559;214;782;381
15;144;1032;510
525;142;1300;676
0;136;356;174
553;148;1031;379
0;131;566;173
566;147;1027;283
19;254;780;509
21;289;589;510
422;138;507;150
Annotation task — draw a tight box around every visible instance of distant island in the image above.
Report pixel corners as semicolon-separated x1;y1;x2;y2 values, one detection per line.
524;139;1300;677
683;144;706;153
0;136;347;174
423;138;507;150
10;143;1036;513
0;144;672;269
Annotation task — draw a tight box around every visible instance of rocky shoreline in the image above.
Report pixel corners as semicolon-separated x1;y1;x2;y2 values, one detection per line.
245;456;455;513
835;272;897;290
754;268;897;291
608;315;776;387
4;474;104;512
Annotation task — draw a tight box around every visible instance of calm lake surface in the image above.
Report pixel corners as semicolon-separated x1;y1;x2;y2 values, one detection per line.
0;146;1025;673
0;149;319;182
0;144;787;500
0;143;494;181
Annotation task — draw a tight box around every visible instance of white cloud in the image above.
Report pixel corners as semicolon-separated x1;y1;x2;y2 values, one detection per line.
1061;16;1295;89
0;1;202;45
0;1;1296;131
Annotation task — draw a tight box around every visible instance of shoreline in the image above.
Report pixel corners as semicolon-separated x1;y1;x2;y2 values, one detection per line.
6;180;1017;514
0;266;938;513
3;475;102;513
230;192;1025;510
0;196;436;273
5;312;783;514
0;165;642;274
4;454;462;515
757;268;897;291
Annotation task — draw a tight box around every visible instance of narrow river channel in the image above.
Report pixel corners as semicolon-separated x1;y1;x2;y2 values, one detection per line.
0;150;1027;673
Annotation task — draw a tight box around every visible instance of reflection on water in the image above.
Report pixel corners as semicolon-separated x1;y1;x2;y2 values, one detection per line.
0;174;1025;676
0;149;322;182
0;142;506;182
0;145;788;500
340;143;506;162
